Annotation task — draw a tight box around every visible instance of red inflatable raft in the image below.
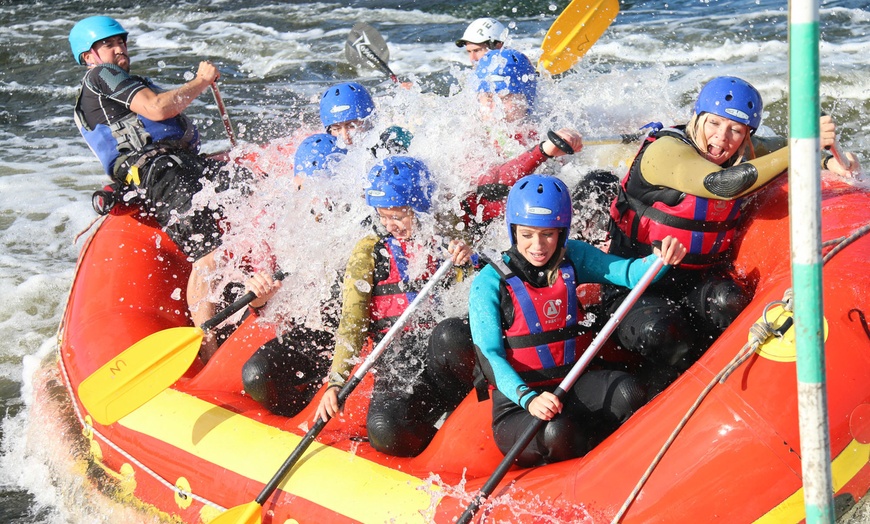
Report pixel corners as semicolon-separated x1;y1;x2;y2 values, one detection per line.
52;174;870;523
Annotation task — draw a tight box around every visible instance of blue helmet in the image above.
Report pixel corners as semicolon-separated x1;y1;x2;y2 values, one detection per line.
694;76;763;132
366;156;433;213
506;175;572;246
293;133;347;178
319;82;375;128
69;16;128;65
475;49;537;110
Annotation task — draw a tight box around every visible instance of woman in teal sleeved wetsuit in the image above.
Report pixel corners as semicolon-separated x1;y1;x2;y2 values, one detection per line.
469;175;686;467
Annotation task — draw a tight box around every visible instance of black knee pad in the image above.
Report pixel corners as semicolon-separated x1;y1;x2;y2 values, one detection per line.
241;353;269;403
686;278;751;330
616;297;696;369
242;336;326;417
427;317;476;392
367;409;435;457
604;372;646;423
539;415;590;465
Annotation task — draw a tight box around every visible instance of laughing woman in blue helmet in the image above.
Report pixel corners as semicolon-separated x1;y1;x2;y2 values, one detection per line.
458;49;584;241
604;76;858;379
313;156;475;457
469;175;686;466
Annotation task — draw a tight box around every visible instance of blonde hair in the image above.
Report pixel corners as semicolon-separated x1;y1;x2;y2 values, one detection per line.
687;113;756;166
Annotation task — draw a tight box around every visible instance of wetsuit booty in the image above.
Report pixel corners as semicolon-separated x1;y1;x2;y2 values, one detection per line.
241;333;331;418
685;277;751;330
366;400;437;457
426;317;476;409
615;295;697;370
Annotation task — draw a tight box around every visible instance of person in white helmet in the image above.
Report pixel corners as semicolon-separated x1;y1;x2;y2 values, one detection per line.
455;17;508;64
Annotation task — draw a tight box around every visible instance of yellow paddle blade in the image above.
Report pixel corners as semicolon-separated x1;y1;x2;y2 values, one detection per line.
210;502;262;524
539;0;620;75
77;326;204;425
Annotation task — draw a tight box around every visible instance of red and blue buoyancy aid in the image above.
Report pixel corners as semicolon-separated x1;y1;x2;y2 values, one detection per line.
369;236;439;333
610;128;741;268
492;256;595;386
74;73;200;180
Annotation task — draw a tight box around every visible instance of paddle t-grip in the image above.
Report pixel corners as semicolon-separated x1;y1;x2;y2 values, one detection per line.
546;130;575;155
201;270;286;332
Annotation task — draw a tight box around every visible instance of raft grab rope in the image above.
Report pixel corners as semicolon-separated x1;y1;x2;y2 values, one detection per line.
56;344;227;514
612;222;870;523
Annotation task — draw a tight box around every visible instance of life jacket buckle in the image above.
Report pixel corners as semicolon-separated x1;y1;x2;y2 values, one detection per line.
125;165;141;186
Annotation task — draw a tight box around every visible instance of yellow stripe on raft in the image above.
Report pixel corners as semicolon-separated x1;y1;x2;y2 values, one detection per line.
754;439;870;523
120;389;440;523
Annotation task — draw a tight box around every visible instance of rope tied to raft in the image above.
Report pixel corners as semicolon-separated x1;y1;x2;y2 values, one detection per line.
613;223;870;522
612;288;796;523
55;345;227;513
822;223;870;263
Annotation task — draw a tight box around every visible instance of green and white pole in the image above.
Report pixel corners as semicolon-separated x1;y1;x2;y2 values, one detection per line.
788;1;835;522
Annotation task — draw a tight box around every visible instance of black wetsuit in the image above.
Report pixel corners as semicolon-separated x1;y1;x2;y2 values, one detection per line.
76;64;244;259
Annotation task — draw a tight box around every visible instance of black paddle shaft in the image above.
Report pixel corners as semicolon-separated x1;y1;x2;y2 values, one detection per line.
546;129;642;153
254;374;361;505
546;130;575;155
200;270;286;332
359;45;397;82
457;386;565;524
345;22;398;83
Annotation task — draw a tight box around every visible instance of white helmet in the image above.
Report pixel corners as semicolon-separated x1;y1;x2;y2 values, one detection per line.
455;18;508;47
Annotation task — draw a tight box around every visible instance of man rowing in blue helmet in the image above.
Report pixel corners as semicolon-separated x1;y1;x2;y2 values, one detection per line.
69;15;249;360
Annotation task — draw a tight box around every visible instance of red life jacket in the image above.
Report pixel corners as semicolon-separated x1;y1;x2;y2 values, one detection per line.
609;128;741;268
490;255;595;386
370;236;438;333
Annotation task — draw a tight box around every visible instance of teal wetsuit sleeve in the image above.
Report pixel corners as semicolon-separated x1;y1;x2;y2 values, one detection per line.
565;239;667;286
468;263;536;408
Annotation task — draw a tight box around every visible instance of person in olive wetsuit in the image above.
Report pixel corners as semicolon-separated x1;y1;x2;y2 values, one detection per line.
469;174;686;467
314;155;475;457
604;75;861;379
